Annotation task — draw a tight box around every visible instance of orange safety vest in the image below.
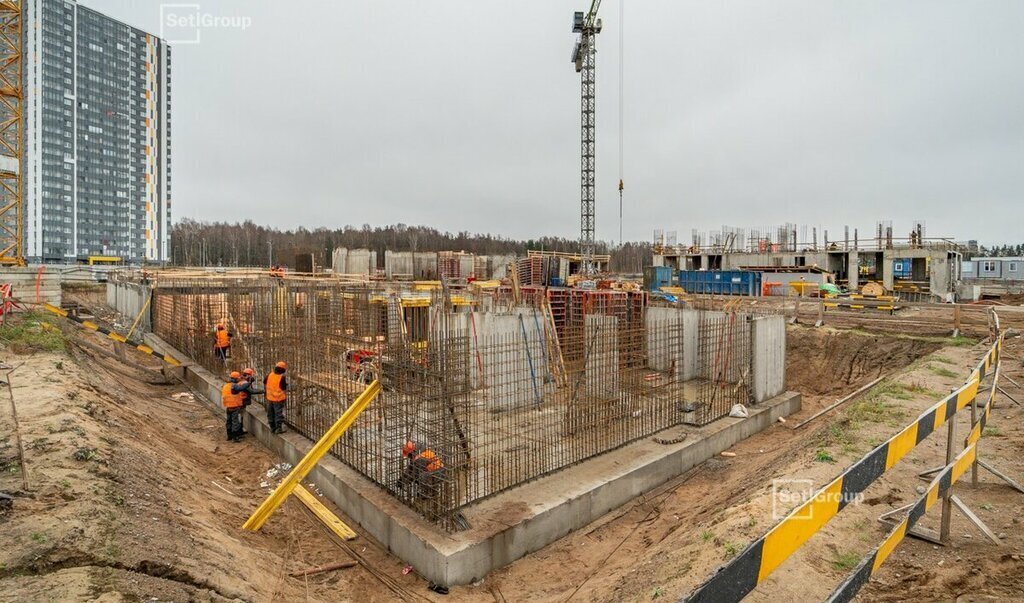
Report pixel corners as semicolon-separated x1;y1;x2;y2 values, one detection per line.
221;382;242;409
215;330;230;349
266;372;286;403
415;450;443;472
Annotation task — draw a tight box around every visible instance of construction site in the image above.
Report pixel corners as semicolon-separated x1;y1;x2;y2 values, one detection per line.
0;1;1022;602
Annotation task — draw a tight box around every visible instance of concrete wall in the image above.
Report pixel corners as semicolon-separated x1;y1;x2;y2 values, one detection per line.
443;309;548;408
385;251;438;279
0;266;62;307
751;315;786;403
106;280;152;332
332;248;377;275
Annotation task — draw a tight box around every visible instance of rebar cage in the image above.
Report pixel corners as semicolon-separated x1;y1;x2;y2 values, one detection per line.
152;277;756;529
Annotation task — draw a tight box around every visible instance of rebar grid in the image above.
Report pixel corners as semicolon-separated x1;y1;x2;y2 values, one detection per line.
151;278;754;530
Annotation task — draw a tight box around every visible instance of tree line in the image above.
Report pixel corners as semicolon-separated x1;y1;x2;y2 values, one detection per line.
973;243;1024;258
169;219;653;274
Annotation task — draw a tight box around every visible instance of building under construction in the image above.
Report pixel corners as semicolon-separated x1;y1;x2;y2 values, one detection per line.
653;222;965;300
127;273;787;534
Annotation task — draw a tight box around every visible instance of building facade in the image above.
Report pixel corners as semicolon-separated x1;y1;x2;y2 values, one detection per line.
25;0;171;263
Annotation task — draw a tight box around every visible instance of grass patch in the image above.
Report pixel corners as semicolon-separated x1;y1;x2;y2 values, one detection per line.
0;312;64;353
831;551;862;571
30;532;47;543
723;542;742;558
930;355;955;365
701;529;714;542
847;328;977;347
814;449;837;463
928;365;959;379
847;395;908;427
983;426;1003;437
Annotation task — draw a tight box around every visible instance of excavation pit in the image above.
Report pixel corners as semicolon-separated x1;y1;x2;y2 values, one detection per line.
119;276;797;585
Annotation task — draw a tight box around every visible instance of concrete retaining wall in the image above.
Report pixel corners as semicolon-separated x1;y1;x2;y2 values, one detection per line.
106;280;152;332
0;266;62;307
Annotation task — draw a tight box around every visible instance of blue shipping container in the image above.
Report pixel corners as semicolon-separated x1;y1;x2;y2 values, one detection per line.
677;270;762;296
643;265;675;290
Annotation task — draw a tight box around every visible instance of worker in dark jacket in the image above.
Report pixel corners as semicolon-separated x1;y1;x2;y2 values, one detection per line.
263;361;288;434
213;324;233;364
234;368;262;436
221;372;244;442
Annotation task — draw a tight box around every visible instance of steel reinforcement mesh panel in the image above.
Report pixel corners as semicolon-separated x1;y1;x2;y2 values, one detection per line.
152;278;754;529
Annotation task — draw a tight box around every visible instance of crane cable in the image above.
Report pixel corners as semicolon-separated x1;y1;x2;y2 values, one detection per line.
618;0;625;248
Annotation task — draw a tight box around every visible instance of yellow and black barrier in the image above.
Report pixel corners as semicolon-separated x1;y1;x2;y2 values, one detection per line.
684;337;1001;603
826;441;979;602
825;336;1004;602
41;302;180;366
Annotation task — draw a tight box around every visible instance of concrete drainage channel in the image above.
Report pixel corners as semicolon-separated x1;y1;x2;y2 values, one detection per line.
147;332;800;587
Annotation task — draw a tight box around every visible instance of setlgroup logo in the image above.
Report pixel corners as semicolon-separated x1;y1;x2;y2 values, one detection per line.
772;478;863;520
160;4;253;45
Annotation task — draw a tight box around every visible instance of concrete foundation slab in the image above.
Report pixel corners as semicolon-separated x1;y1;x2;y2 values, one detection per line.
145;333;800;587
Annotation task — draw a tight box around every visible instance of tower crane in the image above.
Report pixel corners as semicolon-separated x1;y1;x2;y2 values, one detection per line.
570;1;602;276
0;0;24;265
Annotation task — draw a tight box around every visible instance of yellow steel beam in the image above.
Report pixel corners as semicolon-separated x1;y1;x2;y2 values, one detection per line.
293;484;357;541
242;379;381;531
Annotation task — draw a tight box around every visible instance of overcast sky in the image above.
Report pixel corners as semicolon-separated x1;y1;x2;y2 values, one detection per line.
83;1;1023;245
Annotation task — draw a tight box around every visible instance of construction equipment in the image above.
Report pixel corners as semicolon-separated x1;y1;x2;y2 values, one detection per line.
0;1;24;266
571;0;603;276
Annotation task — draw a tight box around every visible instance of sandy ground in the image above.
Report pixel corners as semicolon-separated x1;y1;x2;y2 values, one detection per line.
2;292;1022;602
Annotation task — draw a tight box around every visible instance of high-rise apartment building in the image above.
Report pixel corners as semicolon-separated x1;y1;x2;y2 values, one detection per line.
25;0;171;263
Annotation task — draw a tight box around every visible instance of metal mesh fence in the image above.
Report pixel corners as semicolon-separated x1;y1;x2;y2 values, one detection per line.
152;277;755;529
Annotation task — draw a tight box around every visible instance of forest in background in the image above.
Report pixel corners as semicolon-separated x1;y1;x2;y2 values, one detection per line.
169;219;653;274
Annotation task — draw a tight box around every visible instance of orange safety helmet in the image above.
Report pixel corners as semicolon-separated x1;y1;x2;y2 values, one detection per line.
242;368;255;376
275;361;288;370
229;371;241;380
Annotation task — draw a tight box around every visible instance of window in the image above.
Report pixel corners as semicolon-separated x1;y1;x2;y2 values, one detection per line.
1010;262;1018;273
983;261;996;272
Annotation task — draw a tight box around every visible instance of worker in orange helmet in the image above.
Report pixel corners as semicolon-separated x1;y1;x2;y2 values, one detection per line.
397;440;446;501
221;371;245;442
234;368;262;436
212;324;233;364
263;361;288;434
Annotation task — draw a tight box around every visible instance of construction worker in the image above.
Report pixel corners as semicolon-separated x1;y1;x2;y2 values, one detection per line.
235;368;262;436
270;264;285;278
213;324;232;363
398;440;445;501
222;371;245;442
264;361;288;434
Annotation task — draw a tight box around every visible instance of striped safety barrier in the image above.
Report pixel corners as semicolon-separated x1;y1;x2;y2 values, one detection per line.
826;336;1003;601
826;441;980;602
41;302;181;366
684;337;1001;603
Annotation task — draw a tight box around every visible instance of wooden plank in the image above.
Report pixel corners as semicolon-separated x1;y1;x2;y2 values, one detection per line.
293;484;358;541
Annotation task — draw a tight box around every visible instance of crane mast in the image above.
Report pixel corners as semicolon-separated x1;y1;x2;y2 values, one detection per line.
0;0;23;265
571;1;602;276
